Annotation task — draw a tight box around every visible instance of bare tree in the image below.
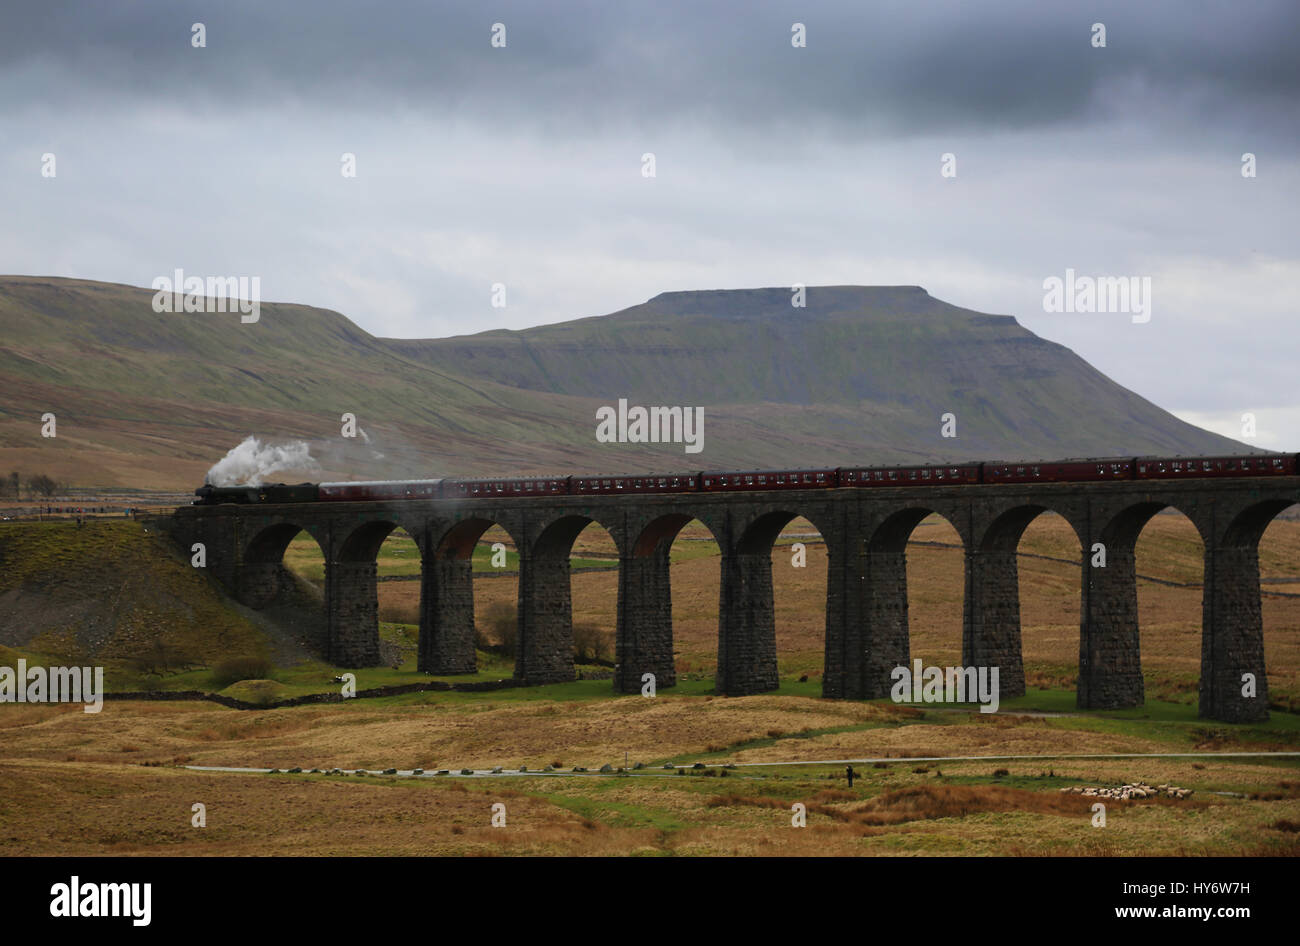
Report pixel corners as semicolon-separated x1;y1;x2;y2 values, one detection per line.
29;474;59;497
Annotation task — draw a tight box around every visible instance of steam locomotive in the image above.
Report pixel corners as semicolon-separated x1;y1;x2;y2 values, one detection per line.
191;453;1298;505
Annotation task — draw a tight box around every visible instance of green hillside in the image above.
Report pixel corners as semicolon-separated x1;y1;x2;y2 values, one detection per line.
0;277;1245;489
0;520;274;680
390;286;1243;460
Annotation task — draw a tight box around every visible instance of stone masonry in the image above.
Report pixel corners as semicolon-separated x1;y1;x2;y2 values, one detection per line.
169;476;1300;723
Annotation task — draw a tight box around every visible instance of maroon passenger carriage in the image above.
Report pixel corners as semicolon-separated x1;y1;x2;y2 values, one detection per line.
318;479;444;501
194;453;1300;505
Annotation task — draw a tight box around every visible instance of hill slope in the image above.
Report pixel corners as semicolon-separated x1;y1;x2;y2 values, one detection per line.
0;277;1244;488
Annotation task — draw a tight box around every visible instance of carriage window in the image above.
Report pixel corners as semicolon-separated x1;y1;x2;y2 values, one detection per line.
816;473;826;482
744;476;754;485
921;469;931;480
888;471;898;480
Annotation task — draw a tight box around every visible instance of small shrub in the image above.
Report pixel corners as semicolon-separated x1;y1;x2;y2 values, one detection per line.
572;623;612;663
993;768;1009;778
477;601;517;657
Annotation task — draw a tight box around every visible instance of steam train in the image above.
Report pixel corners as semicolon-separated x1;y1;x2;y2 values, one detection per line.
191;453;1298;505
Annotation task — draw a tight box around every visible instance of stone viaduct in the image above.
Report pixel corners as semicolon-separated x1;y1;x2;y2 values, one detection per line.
168;476;1300;723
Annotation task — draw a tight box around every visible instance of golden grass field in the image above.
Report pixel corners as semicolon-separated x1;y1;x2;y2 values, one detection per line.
1;510;1298;856
1;695;1297;856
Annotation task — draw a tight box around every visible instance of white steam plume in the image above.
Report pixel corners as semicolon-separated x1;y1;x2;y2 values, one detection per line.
206;436;321;486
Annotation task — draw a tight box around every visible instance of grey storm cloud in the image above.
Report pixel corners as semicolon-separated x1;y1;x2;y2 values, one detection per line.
2;0;1297;140
1;1;1298;450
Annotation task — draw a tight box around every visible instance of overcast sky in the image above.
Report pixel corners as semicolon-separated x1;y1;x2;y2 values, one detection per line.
3;1;1297;448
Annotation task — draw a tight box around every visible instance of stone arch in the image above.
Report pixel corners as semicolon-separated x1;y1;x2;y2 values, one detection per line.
434;516;525;561
419;515;524;676
516;513;623;686
336;518;401;562
868;503;971;554
1099;500;1207;552
1198;498;1296;721
714;504;838;697
968;504;1086;702
725;508;834;696
977;503;1082;554
1220;499;1296;549
735;506;837;556
618;512;721;694
855;506;968;701
631;512;697;558
1079;500;1205;711
322;517;410;668
531;513;622;559
245;521;323;563
550;514;622;667
239;521;328;610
